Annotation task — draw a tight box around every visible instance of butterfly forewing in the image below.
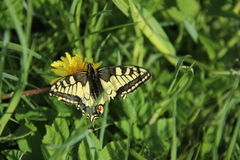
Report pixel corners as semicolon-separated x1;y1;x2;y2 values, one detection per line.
49;72;94;108
98;66;151;99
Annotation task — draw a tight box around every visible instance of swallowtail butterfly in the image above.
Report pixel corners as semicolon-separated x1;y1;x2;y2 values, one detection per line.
49;63;151;122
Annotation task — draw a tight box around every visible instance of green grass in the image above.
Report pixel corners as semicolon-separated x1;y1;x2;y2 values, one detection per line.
1;0;240;160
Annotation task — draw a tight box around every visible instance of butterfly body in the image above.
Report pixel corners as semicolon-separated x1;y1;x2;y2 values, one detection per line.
49;63;151;122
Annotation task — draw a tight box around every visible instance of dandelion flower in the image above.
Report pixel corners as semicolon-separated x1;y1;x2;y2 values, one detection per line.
50;52;102;84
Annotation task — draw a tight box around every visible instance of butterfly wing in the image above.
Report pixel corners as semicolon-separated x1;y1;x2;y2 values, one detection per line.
49;66;110;121
98;66;151;99
49;72;95;109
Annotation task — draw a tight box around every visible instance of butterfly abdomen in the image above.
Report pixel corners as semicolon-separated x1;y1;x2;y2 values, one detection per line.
87;64;104;99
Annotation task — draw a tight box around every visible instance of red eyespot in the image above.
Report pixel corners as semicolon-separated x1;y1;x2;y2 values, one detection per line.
95;105;104;114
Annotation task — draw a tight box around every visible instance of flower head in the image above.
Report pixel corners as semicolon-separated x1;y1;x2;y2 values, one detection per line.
50;52;102;84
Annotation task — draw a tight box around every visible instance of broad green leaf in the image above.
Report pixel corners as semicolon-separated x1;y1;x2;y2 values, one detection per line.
41;125;64;159
1;149;32;160
184;20;198;43
41;113;70;159
199;34;217;60
52;113;69;141
15;107;56;121
114;120;130;136
142;118;173;158
0;125;32;142
114;119;142;139
78;132;99;160
164;7;185;22
177;0;199;18
17;132;42;159
143;118;173;140
100;139;127;160
42;125;63;145
14;125;32;138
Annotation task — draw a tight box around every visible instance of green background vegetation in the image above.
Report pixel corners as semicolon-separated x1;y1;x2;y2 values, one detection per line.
0;0;240;159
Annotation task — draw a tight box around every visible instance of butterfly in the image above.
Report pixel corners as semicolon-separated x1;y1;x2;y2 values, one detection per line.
49;63;151;122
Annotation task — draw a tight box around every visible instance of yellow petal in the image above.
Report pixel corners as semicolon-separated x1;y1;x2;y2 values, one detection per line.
50;52;102;84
